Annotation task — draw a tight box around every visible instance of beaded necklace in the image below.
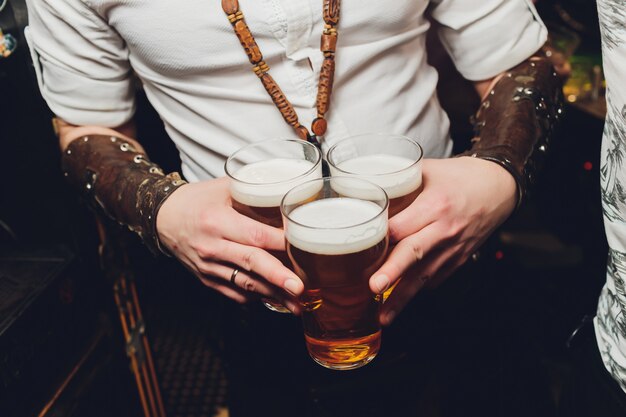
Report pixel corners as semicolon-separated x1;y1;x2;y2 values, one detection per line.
222;0;341;147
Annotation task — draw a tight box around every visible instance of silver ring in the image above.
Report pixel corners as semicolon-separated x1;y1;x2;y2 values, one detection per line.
230;268;240;285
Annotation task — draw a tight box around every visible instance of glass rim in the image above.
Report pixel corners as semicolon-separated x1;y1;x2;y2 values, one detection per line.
280;176;389;231
224;138;322;186
327;133;424;177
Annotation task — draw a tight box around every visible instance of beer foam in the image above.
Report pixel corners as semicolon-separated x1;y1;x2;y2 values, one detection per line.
331;155;422;199
286;198;388;255
231;159;322;207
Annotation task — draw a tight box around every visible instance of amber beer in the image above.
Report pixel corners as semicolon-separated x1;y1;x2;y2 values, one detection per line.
328;135;422;302
282;177;389;370
226;139;323;313
327;134;423;218
230;158;321;227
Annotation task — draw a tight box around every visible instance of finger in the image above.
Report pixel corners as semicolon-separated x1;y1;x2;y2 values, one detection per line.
424;252;465;289
218;241;304;296
388;195;442;243
222;267;301;313
380;247;466;325
378;269;429;326
177;251;273;304
172;254;251;303
195;274;253;303
222;209;286;251
379;246;450;325
199;261;285;300
424;243;476;290
198;263;301;313
369;223;441;294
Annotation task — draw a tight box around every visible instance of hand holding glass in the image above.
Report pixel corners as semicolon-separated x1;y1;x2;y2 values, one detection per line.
327;134;422;301
225;139;322;312
281;177;389;370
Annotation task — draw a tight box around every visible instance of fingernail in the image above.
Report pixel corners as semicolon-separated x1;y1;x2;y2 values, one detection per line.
284;279;301;296
373;274;390;293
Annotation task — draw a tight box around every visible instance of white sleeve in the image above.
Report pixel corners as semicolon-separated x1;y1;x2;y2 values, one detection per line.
24;0;135;126
430;0;548;81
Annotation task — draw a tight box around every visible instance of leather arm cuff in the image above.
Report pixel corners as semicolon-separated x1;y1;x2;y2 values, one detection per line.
458;53;564;208
62;135;187;255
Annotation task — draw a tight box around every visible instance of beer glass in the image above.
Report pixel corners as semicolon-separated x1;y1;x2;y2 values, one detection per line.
327;133;423;218
281;177;389;370
327;134;423;302
225;139;323;312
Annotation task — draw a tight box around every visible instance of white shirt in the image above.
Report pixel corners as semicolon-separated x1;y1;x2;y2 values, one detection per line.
595;0;626;395
25;0;546;182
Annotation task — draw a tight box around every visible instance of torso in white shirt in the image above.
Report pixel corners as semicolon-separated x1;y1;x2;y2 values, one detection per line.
26;0;546;181
99;0;449;181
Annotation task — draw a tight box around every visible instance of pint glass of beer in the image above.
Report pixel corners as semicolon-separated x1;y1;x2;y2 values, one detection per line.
225;139;323;312
281;177;389;370
327;134;423;218
327;134;423;301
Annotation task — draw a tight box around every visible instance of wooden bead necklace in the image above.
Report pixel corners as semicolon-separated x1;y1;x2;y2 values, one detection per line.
222;0;341;147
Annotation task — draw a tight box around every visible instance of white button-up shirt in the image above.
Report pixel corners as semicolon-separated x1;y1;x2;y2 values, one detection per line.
25;0;546;181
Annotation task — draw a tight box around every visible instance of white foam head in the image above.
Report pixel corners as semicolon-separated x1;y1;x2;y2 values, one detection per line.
285;198;388;255
230;158;322;207
330;155;422;199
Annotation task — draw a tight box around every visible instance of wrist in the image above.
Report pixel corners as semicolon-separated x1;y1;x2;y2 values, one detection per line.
154;181;189;254
458;156;517;213
459;52;564;208
458;151;522;208
62;134;187;256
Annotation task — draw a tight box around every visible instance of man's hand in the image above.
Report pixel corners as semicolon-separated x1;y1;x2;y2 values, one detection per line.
156;177;304;312
369;157;517;325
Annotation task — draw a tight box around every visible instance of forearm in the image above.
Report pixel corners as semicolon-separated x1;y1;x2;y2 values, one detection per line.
58;118;187;255
55;118;139;151
465;49;564;207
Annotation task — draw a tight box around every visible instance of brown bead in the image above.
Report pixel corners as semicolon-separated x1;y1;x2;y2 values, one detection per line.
222;0;239;15
295;125;310;140
223;0;341;142
252;61;270;77
311;118;327;136
323;0;341;25
259;74;300;126
234;19;263;64
320;33;337;53
316;58;335;115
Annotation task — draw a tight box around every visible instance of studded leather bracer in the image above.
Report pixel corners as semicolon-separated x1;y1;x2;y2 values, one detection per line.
62;135;187;255
458;54;564;207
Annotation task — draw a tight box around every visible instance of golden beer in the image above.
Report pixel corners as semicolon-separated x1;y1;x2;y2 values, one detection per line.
283;178;389;370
